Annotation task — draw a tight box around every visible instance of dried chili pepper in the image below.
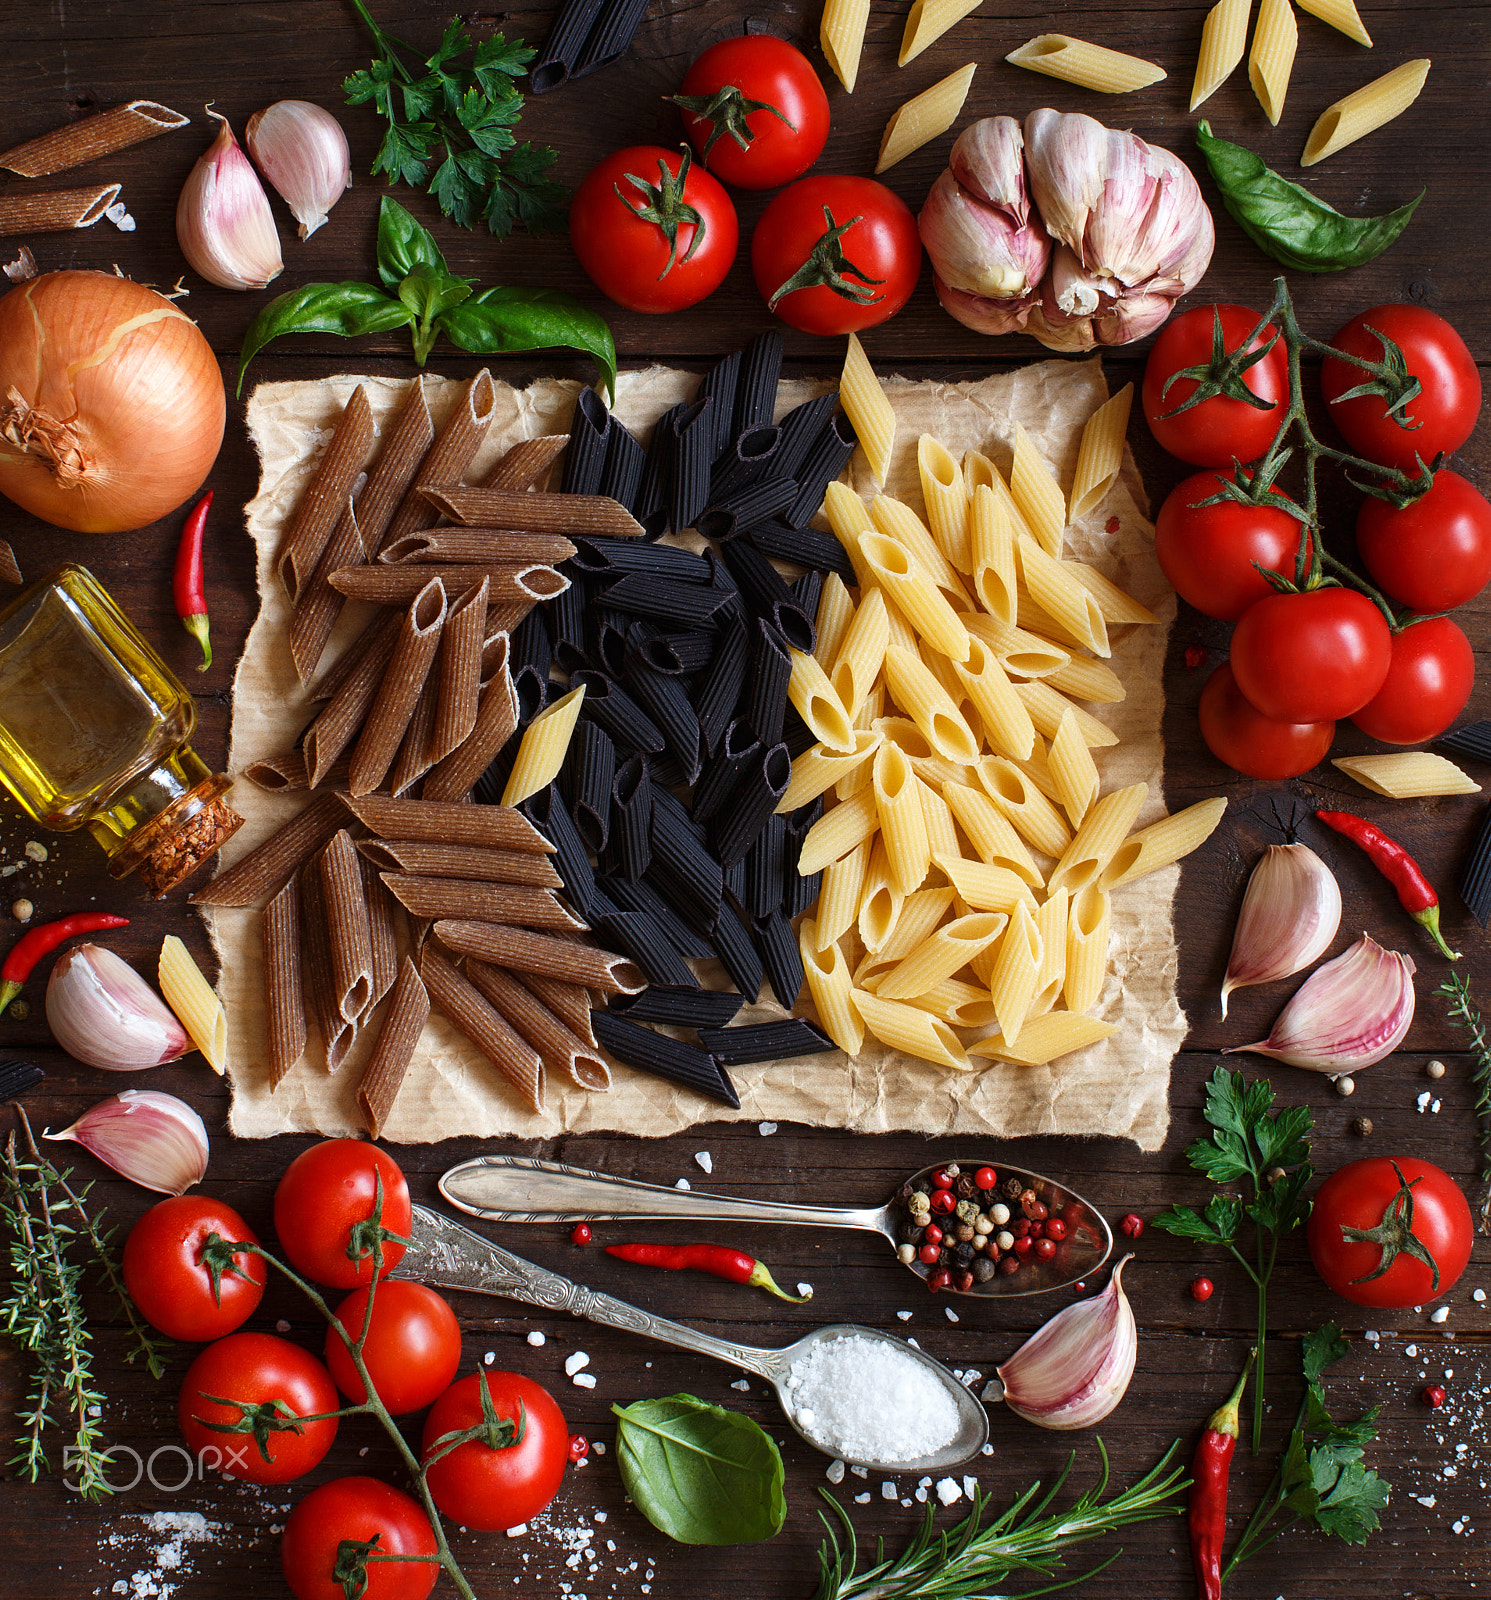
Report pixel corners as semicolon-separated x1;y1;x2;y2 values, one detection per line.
173;490;214;672
1315;809;1459;960
605;1242;810;1302
1;913;130;1014
1189;1351;1254;1600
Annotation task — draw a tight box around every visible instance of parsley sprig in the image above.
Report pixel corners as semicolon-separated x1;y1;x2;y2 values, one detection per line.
343;0;567;237
1152;1068;1314;1452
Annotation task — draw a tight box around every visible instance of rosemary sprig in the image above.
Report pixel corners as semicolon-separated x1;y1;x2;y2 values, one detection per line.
1436;972;1491;1228
811;1440;1188;1600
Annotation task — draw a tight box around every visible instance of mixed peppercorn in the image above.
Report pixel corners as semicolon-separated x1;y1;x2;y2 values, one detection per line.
894;1163;1074;1292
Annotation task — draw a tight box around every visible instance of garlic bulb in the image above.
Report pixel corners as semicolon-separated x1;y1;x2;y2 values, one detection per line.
176;109;284;290
46;944;191;1071
45;1090;208;1195
245;100;351;240
996;1255;1137;1429
1226;933;1416;1076
1221;843;1342;1017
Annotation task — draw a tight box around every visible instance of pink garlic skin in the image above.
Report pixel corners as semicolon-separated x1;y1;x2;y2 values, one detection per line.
47;1089;209;1196
45;944;191;1071
1221;842;1343;1018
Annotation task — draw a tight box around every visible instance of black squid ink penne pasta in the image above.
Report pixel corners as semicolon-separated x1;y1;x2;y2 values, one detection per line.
719;537;816;652
708;425;782;503
669;398;714;535
697;349;742;458
783;797;825;918
785;411;858;529
599;418;644;511
602;573;730;629
1458;805;1491;926
772;392;840;482
693;611;750;758
605;874;714;960
698;1018;833;1063
648;792;723;927
791;568;824;626
746;811;787;920
571;669;666;755
783;706;817;759
571;0;654;79
635;402;682;539
612;754;653;881
561;386;612;496
752;906;805;1008
723;854;747;908
734;330;784;434
713;742;792;868
589;608;631;679
708;898;763;1002
745;517;858;582
510;608;552;723
600;910;699;989
626;650;703;783
530;0;608;93
692;720;761;825
564;718;616;853
1439;722;1491;766
590;1009;740;1107
636;631;715;676
548;569;591;675
745;619;791;746
522;782;603;922
696;477;797;543
608;986;744;1029
581;537;713;583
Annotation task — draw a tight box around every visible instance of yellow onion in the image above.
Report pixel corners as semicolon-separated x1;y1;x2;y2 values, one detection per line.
0;271;225;532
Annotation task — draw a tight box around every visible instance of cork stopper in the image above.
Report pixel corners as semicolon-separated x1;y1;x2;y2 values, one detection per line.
108;772;244;899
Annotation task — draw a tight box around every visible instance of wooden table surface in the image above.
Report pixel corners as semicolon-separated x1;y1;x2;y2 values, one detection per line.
2;3;1489;1597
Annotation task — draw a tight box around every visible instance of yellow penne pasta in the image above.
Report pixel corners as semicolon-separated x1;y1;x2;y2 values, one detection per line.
870;495;969;601
1069;384;1134;521
1064;885;1110;1012
906;978;999;1029
1331;752;1479;798
1296;0;1371;46
830;585;891;720
936;854;1040;915
799;786;880;875
951;636;1036;761
977;756;1073;858
878;910;1008;1000
941;781;1043;886
1065;562;1159;626
1044;652;1126;704
837;752;877;800
883;599;920;655
877;63;977;173
1048;707;1100;828
873;886;956;966
986;898;1042;1046
1012;679;1119;747
501;684;585;806
860;531;972;663
1008;422;1066;557
858;837;905;951
1302;59;1431;166
883;646;981;763
968;1011;1117;1065
1011;738;1061;804
852;990;971;1071
1249;0;1297;124
961;611;1070;678
918;434;972;574
918;776;960;862
1047;783;1148;896
159;935;228;1075
1018;537;1111;657
1110;798;1229;887
821;0;871;91
778;729;883;813
899;0;983;65
1031;886;1069;1017
800;922;864;1054
788;647;855;752
969;481;1017;624
815;571;856;668
823;480;875;588
1191;0;1252;110
842;332;896;482
1006;35;1166;93
816;839;872;949
873;740;932;895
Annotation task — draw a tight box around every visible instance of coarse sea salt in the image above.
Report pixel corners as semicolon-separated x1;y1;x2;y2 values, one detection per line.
759;1121;777;1135
784;1334;960;1463
695;1150;713;1173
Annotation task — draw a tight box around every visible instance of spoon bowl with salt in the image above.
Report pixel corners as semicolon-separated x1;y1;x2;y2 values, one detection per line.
397;1204;990;1473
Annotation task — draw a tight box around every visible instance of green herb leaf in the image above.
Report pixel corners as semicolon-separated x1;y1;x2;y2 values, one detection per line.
1196;122;1423;274
1302;1322;1350;1383
236;282;412;394
376;195;458;289
440;285;617;402
611;1394;785;1546
1312;1459;1391;1544
1151;1193;1242;1247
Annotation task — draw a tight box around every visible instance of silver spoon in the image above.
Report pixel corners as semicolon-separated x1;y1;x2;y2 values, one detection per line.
439;1155;1112;1298
396;1203;989;1473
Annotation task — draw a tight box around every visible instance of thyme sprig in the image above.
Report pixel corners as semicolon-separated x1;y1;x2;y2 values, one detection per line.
1436;971;1491;1229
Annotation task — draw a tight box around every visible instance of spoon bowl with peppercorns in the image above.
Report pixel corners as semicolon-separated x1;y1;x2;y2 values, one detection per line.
439;1155;1112;1297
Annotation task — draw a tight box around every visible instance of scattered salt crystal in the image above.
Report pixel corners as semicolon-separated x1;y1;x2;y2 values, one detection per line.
961;1371;981;1387
528;1331;547;1347
850;1466;869;1479
594;1508;606;1518
826;1460;846;1484
695;1151;713;1174
915;1487;928;1502
797;1408;816;1429
1454;1519;1465;1533
854;1493;872;1504
1431;1306;1450;1324
276;1320;291;1333
730;1378;751;1392
896;1310;913;1321
358;1446;368;1458
1406;1344;1418;1357
484;1351;496;1365
907;1337;920;1348
1417;1091;1432;1112
593;1443;606;1456
1475;1289;1487;1303
945;1308;959;1323
901;1498;913;1507
1416;1495;1437;1508
607;1539;616;1551
675;1178;691;1191
572;1372;597;1389
881;1481;897;1499
981;1443;995;1456
565;1351;591;1376
962;1476;978;1499
759;1122;777;1135
506;1525;528;1537
1432;1099;1442;1114
1365;1330;1380;1343
936;1478;962;1506
918;1476;933;1487
798;1282;814;1298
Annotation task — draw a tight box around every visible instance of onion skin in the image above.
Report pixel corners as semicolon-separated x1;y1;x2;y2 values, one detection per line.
0;271;225;533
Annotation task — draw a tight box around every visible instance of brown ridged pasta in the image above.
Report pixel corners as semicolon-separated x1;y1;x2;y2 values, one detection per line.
381;873;583;930
357;839;562;887
190;790;348;908
320;830;374;1025
277;384;375;603
356;377;435;557
310;610;399;704
466;959;610;1091
242;750;312;791
419;944;545;1112
343;795;552;853
516;971;598;1046
483;434;568;491
263;877;306;1089
305;614;402;787
422;653;519;803
387;679;441;797
0;100;189;177
356;957;430;1136
378;529;576;566
480;628;511;689
0;540;21;585
0;183;121;235
418;486;643;538
290;499;363;685
329;563;565;607
430;577;488;765
359;854;400;1007
434;920;643;993
299;856;353;1070
348;577;448;797
381;370;498;549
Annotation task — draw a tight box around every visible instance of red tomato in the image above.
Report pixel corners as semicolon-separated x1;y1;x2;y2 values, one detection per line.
1356;469;1491;611
1230;588;1391;722
1321;305;1482;471
1153;472;1305;620
178;1332;338;1485
123;1196;265;1342
281;1477;437;1600
1198;663;1334;779
274;1140;411;1289
752;175;921;335
1350;617;1475;745
325;1281;462;1415
675;36;829;190
1308;1157;1472;1309
1142;305;1288;467
570;145;737;314
420;1372;568;1531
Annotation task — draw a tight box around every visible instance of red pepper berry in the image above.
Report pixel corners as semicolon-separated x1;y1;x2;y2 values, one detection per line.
1027;1221;1044;1239
974;1166;997;1190
927;1267;952;1292
1011;1218;1031;1238
918;1242;942;1265
1190;1276;1214;1302
1421;1384;1447;1409
953;1269;974;1292
1074;1281;1086;1293
1021;1196;1048;1221
1044;1217;1067;1242
1034;1237;1057;1261
1012;1235;1033;1259
930;1168;955;1190
1105;515;1121;535
997;1255;1022;1275
571;1223;592;1246
930;1189;957;1215
568;1434;588;1462
1119;1213;1145;1239
1184;644;1207;671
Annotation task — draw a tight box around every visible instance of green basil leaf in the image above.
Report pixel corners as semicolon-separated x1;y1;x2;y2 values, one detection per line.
397;261;474;322
1196;122;1424;274
236;282;411;395
376;195;454;289
440;285;617;402
611;1394;785;1546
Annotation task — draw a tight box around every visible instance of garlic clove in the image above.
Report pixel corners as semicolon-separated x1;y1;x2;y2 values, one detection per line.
46;944;191;1071
176;109;284;291
245;100;351;241
931;270;1042;338
1225;933;1416;1075
995;1254;1137;1430
1222;842;1342;1017
46;1090;208;1196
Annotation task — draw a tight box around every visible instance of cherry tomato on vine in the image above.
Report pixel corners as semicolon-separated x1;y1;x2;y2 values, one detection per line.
752;175;921;335
673;36;829;190
1198;663;1334;780
1307;1157;1472;1309
1153;472;1305;621
1320;305;1482;471
1349;617;1475;745
420;1372;569;1531
178;1332;339;1485
1229;587;1391;722
1142;305;1288;467
123;1196;265;1342
1356;469;1491;611
281;1478;438;1600
273;1140;411;1289
570;145;738;314
324;1280;462;1415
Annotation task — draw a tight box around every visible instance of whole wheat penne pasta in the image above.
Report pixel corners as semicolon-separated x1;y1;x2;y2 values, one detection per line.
502;684;587;806
1008;423;1066;557
1296;0;1370;46
986;898;1042;1046
859;532;971;663
951;637;1036;761
1044;653;1126;704
878;911;1007;1000
358;839;562;887
1301;58;1432;166
290;499;364;685
870;495;969;601
1069;385;1135;520
357;957;430;1136
299;862;352;1071
481;433;569;491
1248;0;1297;125
1065;562;1158;626
354;377;436;557
857;837;905;952
918;778;960;867
311;608;400;704
814;572;857;668
346;794;552;853
1046;783;1148;896
800;921;864;1053
942;781;1042;886
899;0;982;66
389;678;441;798
936;854;1040;916
0;183;121;236
1048;707;1100;827
359;854;401;1008
1006;34;1165;93
1191;0;1252;110
876;63;977;173
1063;885;1110;1012
960;611;1070;677
841;332;896;483
420;944;545;1112
379;528;577;566
0;540;21;586
907;978;999;1029
1110;797;1228;886
429;577;488;766
0;100;189;177
329;562;566;606
821;0;871;91
1031;886;1069;1017
382;371;499;549
190;790;349;908
515;972;598;1047
466;960;610;1091
1331;751;1477;798
970;482;1017;624
321;830;375;1025
263;877;306;1089
830;586;891;721
1018;538;1110;657
883;646;981;763
815;839;872;950
1012;679;1118;747
873;741;931;895
348;578;448;797
434;921;643;993
852;990;971;1071
778;730;883;813
382;873;583;930
277;385;375;603
242;750;315;792
968;1011;1116;1065
917;435;972;574
419;484;644;538
976;756;1073;858
787;647;856;753
423;648;518;803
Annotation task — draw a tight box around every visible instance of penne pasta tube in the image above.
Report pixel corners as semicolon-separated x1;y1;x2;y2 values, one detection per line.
356;957;430;1137
857;837;905;952
986;898;1042;1046
1069;384;1134;521
1191;0;1251;110
434;921;643;993
483;434;570;492
1031;886;1069;1017
951;636;1037;761
873;741;931;895
356;378;436;557
263;877;306;1090
158;936;228;1076
1008;422;1066;557
870;886;956;968
1331;751;1477;798
1047;783;1148;896
899;0;982;66
1248;0;1297;125
968;1011;1117;1065
969;482;1017;625
1110;797;1228;886
918;778;960;868
1048;707;1100;828
799;787;880;875
191;790;349;909
877;911;1007;1000
936;853;1040;915
778;730;883;813
360;856;400;1009
329;562;566;605
423;647;518;803
382;371;499;549
871;495;970;601
815;572;857;668
346;794;551;853
416;484;644;538
1;100;189;177
1063;885;1110;1012
379;528;576;566
960;611;1070;678
277;384;375;604
1045;653;1126;704
941;781;1042;886
382;874;583;931
0;183;122;236
918;435;972;574
852;990;971;1071
420;945;545;1113
1006;35;1166;93
429;576;489;766
800;922;864;1054
905;978;999;1029
502;685;587;806
516;973;598;1048
466;960;610;1091
320;830;375;1025
976;756;1073;859
876;63;977;173
841;332;896;483
882;646;981;764
1295;0;1371;46
1301;59;1432;167
821;0;871;91
356;838;562;887
1065;562;1158;626
1018;537;1111;657
788;647;856;752
1012;679;1119;747
348;576;448;797
816;838;872;949
823;480;876;589
299;863;352;1072
830;586;892;725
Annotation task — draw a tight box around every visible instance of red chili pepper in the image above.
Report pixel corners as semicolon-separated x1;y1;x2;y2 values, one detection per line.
604;1242;810;1302
1315;809;1459;961
1;912;131;1014
173;490;214;672
1189;1352;1254;1600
